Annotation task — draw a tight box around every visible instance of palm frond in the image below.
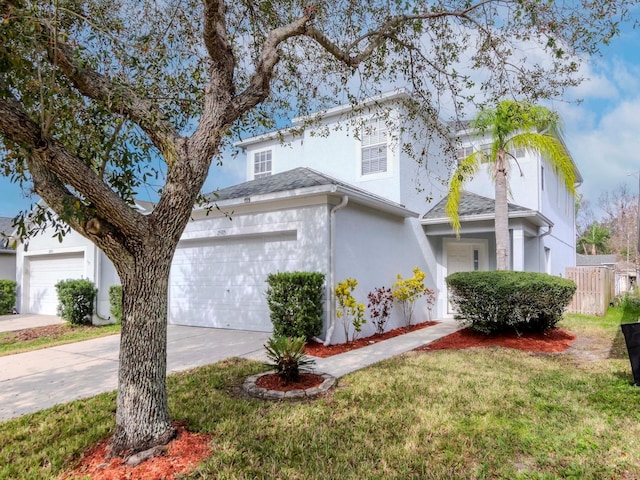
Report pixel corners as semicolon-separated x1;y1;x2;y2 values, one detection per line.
508;132;576;195
446;152;481;235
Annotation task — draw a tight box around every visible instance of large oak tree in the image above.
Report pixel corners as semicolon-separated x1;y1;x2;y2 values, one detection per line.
0;0;635;456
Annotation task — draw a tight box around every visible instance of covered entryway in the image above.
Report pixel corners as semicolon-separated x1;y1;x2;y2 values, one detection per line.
445;239;488;314
24;252;85;315
169;231;299;331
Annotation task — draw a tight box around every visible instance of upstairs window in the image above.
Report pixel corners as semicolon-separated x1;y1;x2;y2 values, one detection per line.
455;145;474;164
512;146;527;159
254;150;272;179
479;142;493;162
361;117;388;175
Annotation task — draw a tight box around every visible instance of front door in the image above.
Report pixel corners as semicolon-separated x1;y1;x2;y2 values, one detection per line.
446;243;475;314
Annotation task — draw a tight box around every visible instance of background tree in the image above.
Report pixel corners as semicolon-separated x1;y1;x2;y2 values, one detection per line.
578;222;612;255
599;184;639;265
446;100;576;270
575;194;597;241
0;0;634;456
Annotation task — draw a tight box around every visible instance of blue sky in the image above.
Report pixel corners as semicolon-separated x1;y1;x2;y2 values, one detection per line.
551;23;640;217
2;24;639;220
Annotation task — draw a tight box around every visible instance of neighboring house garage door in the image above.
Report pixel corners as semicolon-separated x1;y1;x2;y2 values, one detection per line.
169;232;298;332
26;252;84;315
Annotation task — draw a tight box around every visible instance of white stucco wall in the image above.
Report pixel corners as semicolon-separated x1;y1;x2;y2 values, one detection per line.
0;251;16;281
184;202;330;272
243;118;404;205
15;227;118;318
397;118;451;214
172;202;331;330
331;203;435;343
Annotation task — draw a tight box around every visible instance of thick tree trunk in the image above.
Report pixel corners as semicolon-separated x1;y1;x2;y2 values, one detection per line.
495;150;509;270
108;248;176;457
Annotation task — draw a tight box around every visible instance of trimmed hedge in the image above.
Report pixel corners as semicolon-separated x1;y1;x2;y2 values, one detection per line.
109;285;123;323
266;272;325;340
55;279;97;326
446;271;576;334
0;280;16;314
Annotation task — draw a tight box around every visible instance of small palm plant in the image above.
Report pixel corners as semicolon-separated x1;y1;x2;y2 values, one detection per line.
264;336;316;383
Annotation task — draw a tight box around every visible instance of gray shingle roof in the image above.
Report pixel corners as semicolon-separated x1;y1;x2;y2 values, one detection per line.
0;217;12;236
575;253;617;266
423;191;530;220
205;167;400;207
0;217;13;249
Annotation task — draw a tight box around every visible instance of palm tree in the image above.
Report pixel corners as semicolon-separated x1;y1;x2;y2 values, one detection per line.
446;100;577;270
578;222;611;255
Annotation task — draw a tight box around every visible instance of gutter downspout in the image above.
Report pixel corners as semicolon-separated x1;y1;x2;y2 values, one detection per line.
322;192;349;346
92;247;111;324
538;225;553;272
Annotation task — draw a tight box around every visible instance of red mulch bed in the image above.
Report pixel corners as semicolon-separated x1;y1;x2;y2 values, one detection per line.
416;327;577;353
304;321;438;357
66;324;577;479
64;423;212;480
255;372;325;391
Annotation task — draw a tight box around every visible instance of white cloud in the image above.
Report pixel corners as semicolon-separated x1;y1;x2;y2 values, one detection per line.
563;97;640;216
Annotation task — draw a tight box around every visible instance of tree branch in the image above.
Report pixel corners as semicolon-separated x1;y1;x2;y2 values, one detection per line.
41;24;182;163
202;0;235;93
226;10;317;121
26;153;133;263
303;1;496;68
0;82;146;241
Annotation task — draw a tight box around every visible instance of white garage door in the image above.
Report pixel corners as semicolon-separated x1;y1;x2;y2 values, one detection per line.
26;253;85;315
169;232;299;331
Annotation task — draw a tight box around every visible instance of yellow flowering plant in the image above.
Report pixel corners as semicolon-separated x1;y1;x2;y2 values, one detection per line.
335;278;366;343
392;267;433;328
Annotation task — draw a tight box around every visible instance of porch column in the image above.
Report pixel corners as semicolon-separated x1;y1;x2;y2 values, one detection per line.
512;227;525;271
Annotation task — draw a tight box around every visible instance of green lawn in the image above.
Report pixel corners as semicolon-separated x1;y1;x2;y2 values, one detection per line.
2;309;640;479
0;323;121;356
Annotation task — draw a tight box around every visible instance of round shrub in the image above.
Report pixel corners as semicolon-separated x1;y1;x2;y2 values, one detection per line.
266;272;324;340
0;280;16;314
55;279;97;325
446;271;576;334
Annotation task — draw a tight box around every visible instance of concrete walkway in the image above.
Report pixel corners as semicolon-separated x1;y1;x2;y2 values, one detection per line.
0;319;461;422
314;319;461;377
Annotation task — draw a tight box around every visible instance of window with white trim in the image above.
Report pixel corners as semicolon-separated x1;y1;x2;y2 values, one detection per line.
254;150;272;179
361;117;388;175
478;142;493;163
511;146;527;159
455;145;474;164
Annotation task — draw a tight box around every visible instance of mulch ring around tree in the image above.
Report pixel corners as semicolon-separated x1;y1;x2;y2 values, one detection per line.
64;423;212;480
304;321;438;357
415;327;577;353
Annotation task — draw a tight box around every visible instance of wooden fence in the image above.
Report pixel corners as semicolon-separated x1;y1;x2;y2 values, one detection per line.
565;267;615;316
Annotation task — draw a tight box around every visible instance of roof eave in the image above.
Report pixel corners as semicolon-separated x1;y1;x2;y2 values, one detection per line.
234;89;411;148
199;184;418;219
422;210;553;227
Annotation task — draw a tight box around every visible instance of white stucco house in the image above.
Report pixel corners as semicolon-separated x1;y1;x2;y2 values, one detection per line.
13;91;581;343
0;217;16;282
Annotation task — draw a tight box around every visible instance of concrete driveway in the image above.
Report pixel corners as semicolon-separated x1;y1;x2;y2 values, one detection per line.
0;314;65;333
0;324;270;422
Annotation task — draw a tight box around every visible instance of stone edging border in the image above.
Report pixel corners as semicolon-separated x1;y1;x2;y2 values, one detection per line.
243;372;337;400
